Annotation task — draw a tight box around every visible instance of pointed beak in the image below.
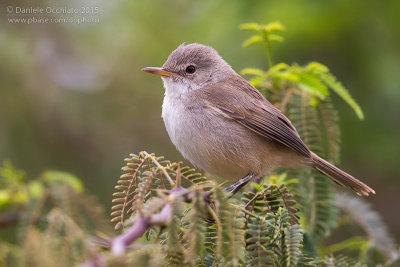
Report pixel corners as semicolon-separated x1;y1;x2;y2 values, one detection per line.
141;67;176;77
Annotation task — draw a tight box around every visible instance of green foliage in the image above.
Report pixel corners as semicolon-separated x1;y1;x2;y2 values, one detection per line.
240;22;364;120
111;152;207;231
0;161;28;209
186;187;207;262
165;195;185;267
245;216;275;266
214;186;246;266
0;160;397;266
240;21;285;67
241;61;363;119
283;224;303;266
0;161;84;212
40;171;84;193
336;193;398;264
0;164;110;267
0;21;398;267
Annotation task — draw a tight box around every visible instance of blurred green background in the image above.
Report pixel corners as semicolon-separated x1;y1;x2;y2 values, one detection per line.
1;0;399;240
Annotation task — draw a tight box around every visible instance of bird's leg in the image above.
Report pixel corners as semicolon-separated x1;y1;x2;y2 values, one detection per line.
199;173;257;224
224;173;256;195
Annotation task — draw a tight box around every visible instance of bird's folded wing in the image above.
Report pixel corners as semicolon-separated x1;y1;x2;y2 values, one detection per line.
201;78;311;158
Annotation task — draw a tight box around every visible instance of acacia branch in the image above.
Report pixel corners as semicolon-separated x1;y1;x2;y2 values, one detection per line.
111;186;189;255
143;151;176;187
111;204;171;255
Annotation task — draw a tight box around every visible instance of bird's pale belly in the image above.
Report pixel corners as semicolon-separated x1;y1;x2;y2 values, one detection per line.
162;96;295;180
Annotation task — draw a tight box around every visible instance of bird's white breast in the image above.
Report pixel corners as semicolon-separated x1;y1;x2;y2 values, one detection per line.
161;79;192;151
161;78;251;179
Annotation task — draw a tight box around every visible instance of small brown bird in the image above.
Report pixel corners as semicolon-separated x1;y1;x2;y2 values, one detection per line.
142;43;375;196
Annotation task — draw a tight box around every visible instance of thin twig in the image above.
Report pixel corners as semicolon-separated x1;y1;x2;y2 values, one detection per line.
244;185;271;209
110;186;191;256
143;151;176;187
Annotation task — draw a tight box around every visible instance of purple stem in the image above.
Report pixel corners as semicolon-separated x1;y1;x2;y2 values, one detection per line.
111;216;150;255
110;187;186;255
77;186;200;266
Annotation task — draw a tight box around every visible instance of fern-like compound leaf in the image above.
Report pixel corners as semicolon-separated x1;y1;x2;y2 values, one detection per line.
167;162;207;185
111;154;149;230
317;99;341;164
213;186;245;266
186;186;206;262
319;71;364;120
128;170;155;216
245;216;275;266
242;35;262;47
336;193;398;262
165;196;185;267
282;224;303;267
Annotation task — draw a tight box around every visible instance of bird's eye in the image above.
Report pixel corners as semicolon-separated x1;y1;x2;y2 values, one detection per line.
185;65;196;74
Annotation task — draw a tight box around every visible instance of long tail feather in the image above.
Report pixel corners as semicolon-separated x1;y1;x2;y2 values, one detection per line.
311;153;375;196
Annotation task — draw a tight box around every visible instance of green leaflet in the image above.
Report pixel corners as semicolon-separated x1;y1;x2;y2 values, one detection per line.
240;21;364;119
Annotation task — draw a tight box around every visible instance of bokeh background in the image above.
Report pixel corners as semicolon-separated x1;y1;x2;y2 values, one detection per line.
1;0;399;241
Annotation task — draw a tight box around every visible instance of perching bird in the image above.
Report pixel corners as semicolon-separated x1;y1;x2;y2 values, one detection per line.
142;43;375;196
